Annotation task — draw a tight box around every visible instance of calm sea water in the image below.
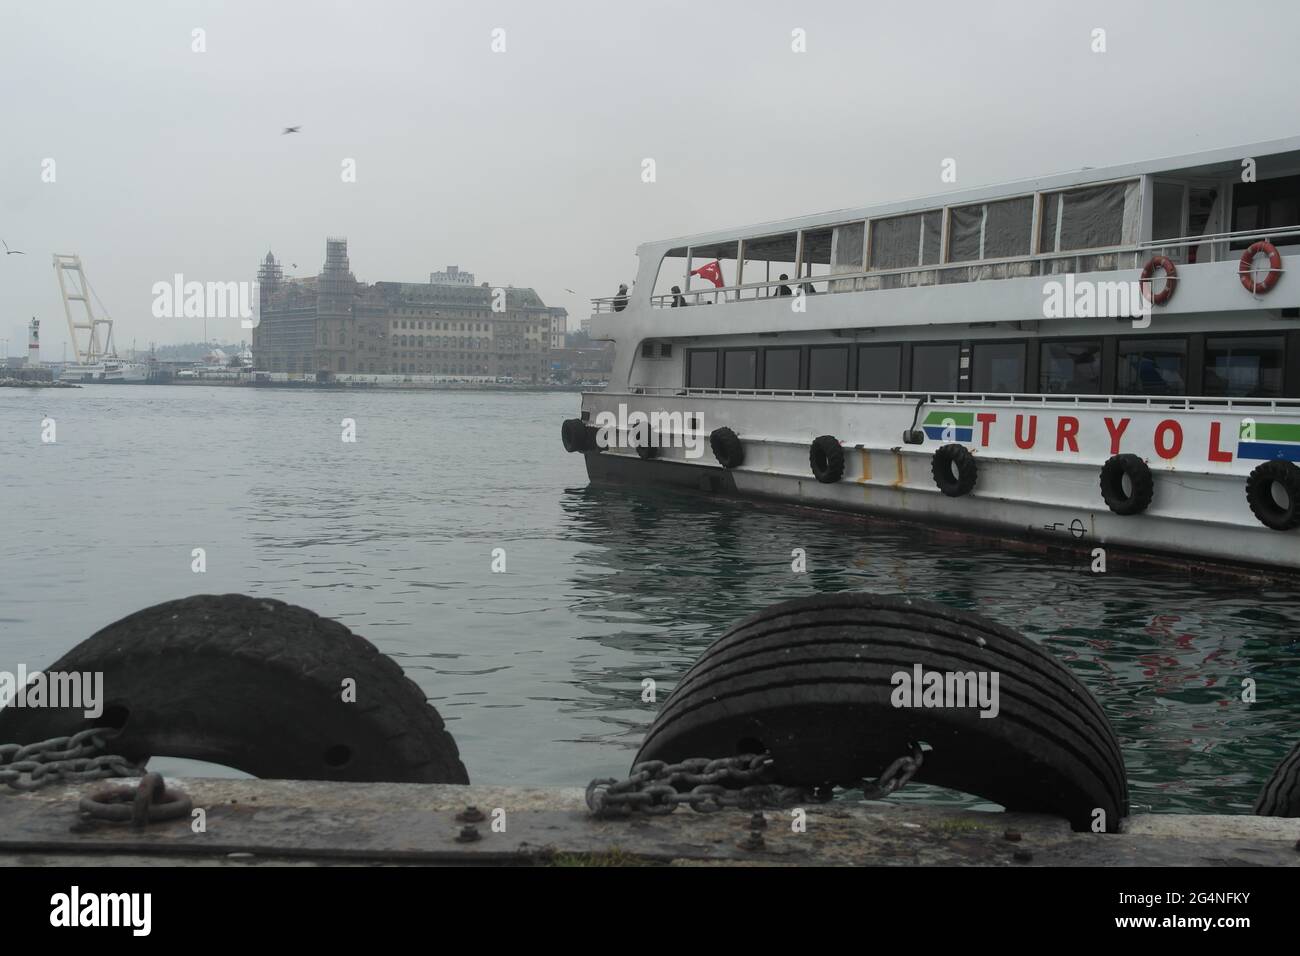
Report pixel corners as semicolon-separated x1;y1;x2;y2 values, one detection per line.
2;384;1298;815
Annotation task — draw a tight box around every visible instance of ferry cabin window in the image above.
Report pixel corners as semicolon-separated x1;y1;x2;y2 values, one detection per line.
947;197;1033;262
911;343;961;392
1203;335;1285;397
857;345;901;391
1038;181;1140;252
741;233;798;298
870;212;942;270
1231;174;1300;247
970;342;1025;393
763;347;800;389
1116;338;1187;396
723;349;758;389
687;349;719;388
1039;340;1102;394
808;346;849;391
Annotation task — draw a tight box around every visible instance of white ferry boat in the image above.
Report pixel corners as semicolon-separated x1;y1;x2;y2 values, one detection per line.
564;137;1300;578
59;360;149;383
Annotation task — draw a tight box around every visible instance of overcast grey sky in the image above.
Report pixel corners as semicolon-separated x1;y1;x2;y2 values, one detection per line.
1;0;1295;357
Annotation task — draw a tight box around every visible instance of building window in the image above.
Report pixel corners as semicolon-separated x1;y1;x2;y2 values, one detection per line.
1117;338;1187;395
1039;340;1102;394
857;345;901;391
659;343;672;358
724;349;757;389
808;345;849;391
1039;181;1140;253
1231;174;1300;247
687;350;718;388
947;196;1034;262
1203;335;1285;397
971;342;1026;392
870;211;943;270
911;343;961;392
763;347;800;389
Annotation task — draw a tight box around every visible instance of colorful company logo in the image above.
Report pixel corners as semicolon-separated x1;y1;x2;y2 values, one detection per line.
922;411;973;442
1237;421;1300;462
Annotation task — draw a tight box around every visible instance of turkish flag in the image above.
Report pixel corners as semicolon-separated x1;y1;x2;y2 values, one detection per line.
690;260;724;288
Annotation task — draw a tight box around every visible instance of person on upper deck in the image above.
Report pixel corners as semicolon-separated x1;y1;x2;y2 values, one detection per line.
775;274;792;297
612;284;628;312
670;285;687;307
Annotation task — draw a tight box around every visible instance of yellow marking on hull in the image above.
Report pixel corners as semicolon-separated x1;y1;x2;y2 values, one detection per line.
892;452;906;488
857;448;871;483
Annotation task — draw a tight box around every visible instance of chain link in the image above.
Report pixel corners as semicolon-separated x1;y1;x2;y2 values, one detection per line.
0;728;142;792
860;742;925;800
587;744;927;817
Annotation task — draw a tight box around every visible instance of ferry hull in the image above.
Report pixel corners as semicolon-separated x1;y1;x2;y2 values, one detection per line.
577;391;1300;580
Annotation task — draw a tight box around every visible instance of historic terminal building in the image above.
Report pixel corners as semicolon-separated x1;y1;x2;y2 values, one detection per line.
253;239;566;381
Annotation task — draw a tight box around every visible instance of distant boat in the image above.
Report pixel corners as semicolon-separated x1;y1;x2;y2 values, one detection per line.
60;360;148;383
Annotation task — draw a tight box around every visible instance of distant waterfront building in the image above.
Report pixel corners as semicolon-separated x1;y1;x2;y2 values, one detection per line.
549;312;567;350
429;265;475;286
252;241;566;381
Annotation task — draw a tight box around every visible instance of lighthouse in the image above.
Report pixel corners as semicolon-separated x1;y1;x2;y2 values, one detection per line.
27;317;39;367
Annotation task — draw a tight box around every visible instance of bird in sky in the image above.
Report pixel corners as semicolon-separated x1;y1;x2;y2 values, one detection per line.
2;240;24;255
282;126;301;135
564;288;577;294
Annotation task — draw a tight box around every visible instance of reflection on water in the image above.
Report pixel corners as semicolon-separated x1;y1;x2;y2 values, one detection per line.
1;386;1297;813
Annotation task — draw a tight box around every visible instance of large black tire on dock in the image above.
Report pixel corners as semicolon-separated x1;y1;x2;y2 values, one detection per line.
1254;739;1300;817
635;593;1127;832
0;594;469;784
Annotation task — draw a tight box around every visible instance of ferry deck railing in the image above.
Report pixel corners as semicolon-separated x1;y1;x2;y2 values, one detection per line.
589;225;1300;314
606;385;1300;412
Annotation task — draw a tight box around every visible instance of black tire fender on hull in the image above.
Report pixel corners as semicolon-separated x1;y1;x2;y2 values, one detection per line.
931;443;978;497
710;427;745;469
1099;454;1154;516
1245;460;1300;531
0;594;469;784
635;593;1128;832
809;435;846;483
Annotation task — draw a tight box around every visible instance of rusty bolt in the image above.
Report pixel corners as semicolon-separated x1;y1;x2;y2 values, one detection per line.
456;805;486;823
455;825;481;843
749;812;767;831
1013;848;1033;863
739;829;765;852
1003;829;1022;842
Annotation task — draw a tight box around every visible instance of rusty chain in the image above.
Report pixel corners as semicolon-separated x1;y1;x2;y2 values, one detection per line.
0;727;142;792
586;744;926;817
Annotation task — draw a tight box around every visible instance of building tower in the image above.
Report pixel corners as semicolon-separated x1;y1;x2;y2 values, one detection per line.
317;237;356;374
27;317;39;367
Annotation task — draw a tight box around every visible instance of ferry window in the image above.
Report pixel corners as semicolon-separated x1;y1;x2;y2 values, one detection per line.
808;346;849;390
723;349;758;389
1039;340;1101;394
857;345;901;391
911;343;960;392
1231;175;1300;248
1151;182;1185;241
971;342;1025;392
741;233;799;299
870;212;942;270
687;350;718;388
763;347;800;389
1203;335;1285;397
948;197;1033;262
1039;181;1140;252
1116;338;1187;396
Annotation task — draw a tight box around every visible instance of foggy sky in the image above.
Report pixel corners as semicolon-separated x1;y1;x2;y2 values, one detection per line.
1;0;1295;358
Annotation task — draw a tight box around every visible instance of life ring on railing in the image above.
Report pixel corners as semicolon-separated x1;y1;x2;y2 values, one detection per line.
1139;255;1178;305
1239;241;1283;294
931;444;977;497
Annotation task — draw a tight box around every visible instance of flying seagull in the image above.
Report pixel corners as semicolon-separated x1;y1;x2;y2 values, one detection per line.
564;288;576;294
282;126;301;135
2;241;24;256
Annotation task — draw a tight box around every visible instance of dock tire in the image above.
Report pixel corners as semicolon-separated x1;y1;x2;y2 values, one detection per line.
931;444;977;497
562;418;591;453
1099;454;1154;516
1245;461;1300;531
0;594;470;784
710;427;745;469
1255;739;1300;817
809;435;845;483
634;430;659;460
634;593;1128;832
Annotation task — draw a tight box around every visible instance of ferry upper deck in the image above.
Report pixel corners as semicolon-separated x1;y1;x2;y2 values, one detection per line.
590;137;1300;345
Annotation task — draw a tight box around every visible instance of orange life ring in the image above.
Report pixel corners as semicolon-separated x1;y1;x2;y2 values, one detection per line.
1239;240;1283;294
1139;255;1178;305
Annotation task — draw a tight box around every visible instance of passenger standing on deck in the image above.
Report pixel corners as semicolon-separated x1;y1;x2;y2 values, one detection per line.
612;283;628;312
670;285;687;307
775;274;793;297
